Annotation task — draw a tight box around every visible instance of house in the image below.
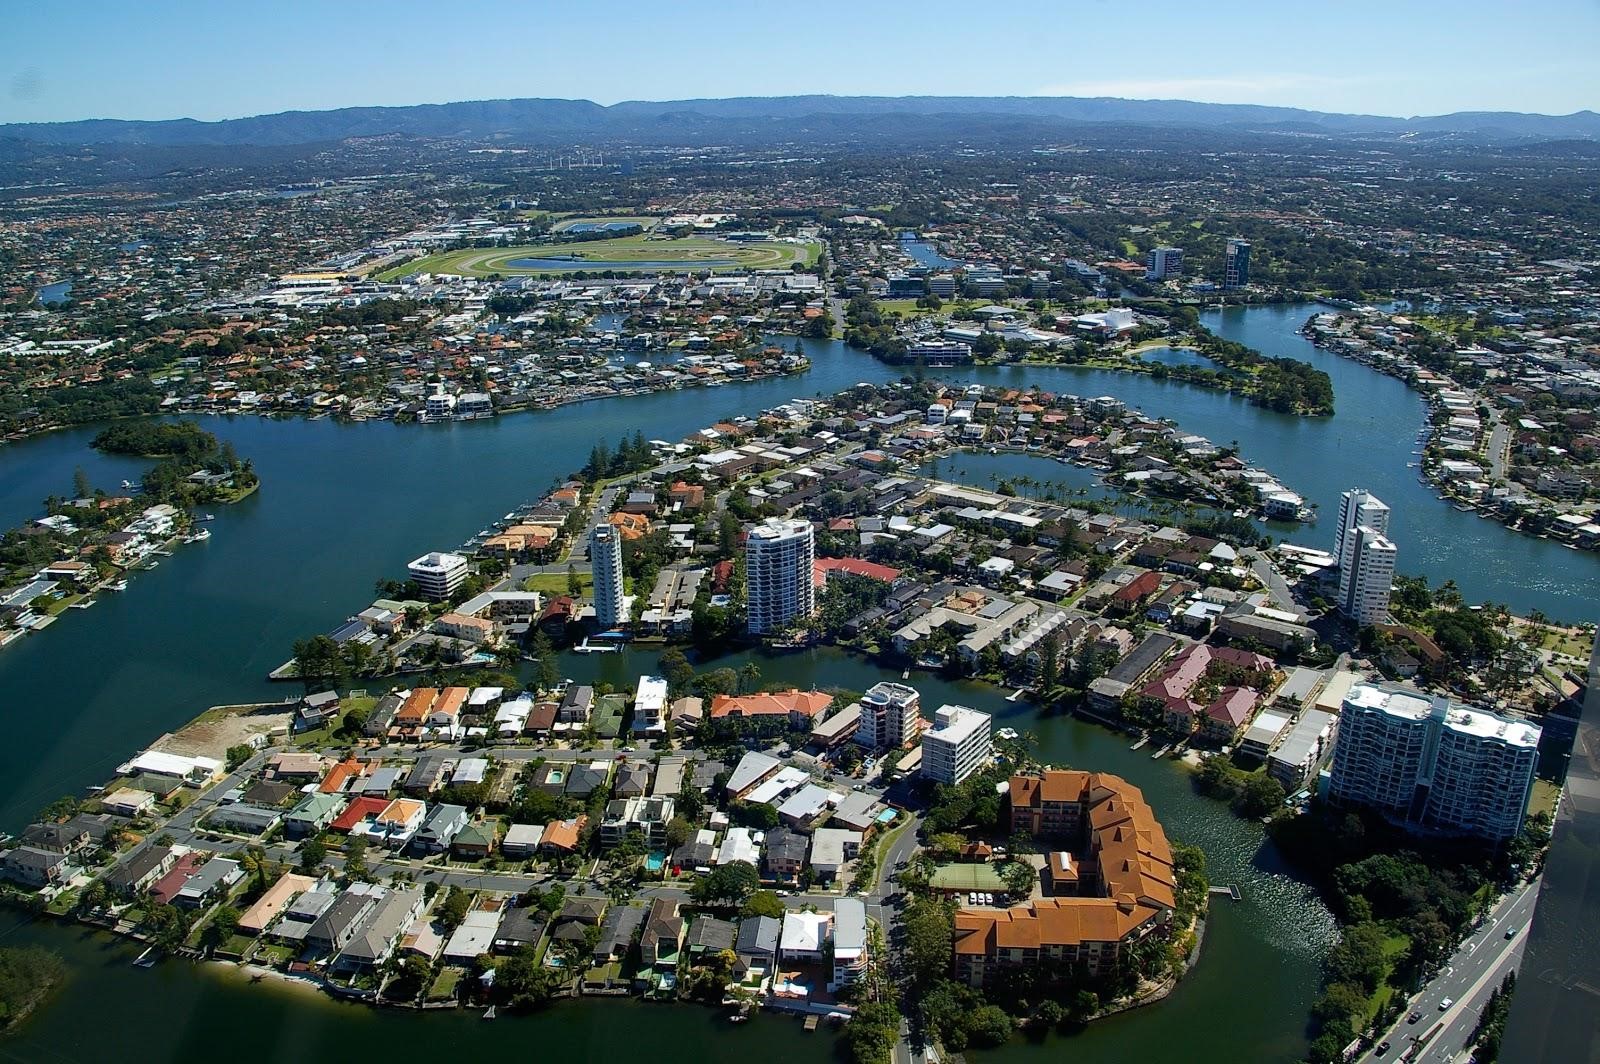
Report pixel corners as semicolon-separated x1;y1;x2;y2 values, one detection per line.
594;904;648;966
493;905;549;954
442;908;500;965
735;915;780;978
501;823;544;859
284;793;346;838
296;690;342;732
686;915;738;959
830;897;870;991
239;873;317;936
104;844;178;897
100;788;156;818
335;888;422;971
452;821;499;860
639;897;685;971
809;828;862;881
763;827;809;880
614;763;653;798
206;803;282;837
1;846;70;888
540;815;587;854
265;751;331;783
174;856;243;908
779;910;830;963
411;804;469;854
708;689;833;729
600;796;676;848
20;821;92;855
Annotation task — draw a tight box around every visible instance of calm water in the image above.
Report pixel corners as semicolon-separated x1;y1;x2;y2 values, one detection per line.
37;281;72;305
1137;345;1226;371
1;302;1592;1061
900;234;961;269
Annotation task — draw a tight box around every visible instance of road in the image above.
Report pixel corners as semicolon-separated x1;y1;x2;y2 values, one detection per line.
1243;548;1296;609
1357;878;1538;1063
1485;414;1510;482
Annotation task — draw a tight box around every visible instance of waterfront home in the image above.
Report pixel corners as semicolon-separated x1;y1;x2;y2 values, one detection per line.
1;846;71;888
266;882;339;945
335;888;423;972
174;856;243;908
594;904;647;966
830;897;869;992
639;897;685;973
708;689;834;729
363;692;406;737
687;915;738;960
296;690;341;732
100;787;156;818
493;905;548;954
239;872;316;936
780;910;831;964
104;844;178;897
434;612;494;644
119;749;223;787
308;883;385;956
735;915;780;980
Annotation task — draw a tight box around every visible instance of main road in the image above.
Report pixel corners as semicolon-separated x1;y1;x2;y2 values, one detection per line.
1356;878;1538;1063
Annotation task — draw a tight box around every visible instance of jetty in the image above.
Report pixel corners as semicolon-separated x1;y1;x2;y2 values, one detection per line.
1209;885;1243;902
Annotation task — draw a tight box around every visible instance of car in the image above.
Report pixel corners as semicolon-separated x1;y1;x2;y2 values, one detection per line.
1504;927;1518;939
1439;998;1453;1011
1376;1041;1392;1056
1407;1012;1422;1025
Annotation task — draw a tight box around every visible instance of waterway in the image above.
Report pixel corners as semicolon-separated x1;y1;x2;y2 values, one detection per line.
36;281;73;305
1;302;1595;1059
900;234;962;270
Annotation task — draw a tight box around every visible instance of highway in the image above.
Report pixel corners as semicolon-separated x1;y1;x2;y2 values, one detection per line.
1358;878;1538;1063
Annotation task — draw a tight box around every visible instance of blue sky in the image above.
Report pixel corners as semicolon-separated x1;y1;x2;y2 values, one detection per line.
3;0;1596;124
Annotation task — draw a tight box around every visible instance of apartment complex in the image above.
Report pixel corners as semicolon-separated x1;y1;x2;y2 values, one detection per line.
953;770;1176;984
1223;238;1251;289
1145;245;1184;281
745;518;815;635
856;681;921;751
407;551;468;601
1327;682;1541;844
589;524;626;630
920;704;993;786
1334;489;1396;625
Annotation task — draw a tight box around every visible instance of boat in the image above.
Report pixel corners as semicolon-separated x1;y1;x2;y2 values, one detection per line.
482;1006;497;1020
69;599;95;609
572;639;620;654
108;580;128;592
133;948;158;968
198;513;216;522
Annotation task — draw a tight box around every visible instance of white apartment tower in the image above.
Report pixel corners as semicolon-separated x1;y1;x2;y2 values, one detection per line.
1327;683;1540;845
856;682;922;751
1341;526;1398;625
745;518;816;635
589;524;625;630
407;551;469;601
1145;246;1184;281
921;705;994;786
1334;489;1396;626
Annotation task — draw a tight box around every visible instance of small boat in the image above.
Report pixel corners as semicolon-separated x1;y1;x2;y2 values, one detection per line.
572;639;619;654
108;580;128;592
133;948;158;968
482;1006;497;1020
198;513;216;522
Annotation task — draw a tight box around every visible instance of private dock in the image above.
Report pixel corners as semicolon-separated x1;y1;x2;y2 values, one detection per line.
1209;885;1242;901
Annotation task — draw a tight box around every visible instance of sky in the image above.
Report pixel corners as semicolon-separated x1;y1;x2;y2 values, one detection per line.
3;0;1598;124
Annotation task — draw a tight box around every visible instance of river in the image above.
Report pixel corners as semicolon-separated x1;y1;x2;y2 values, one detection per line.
1;303;1593;1059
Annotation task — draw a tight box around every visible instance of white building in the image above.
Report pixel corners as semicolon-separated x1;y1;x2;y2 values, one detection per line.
856;681;921;751
1333;489;1390;574
589;524;625;630
745;518;815;635
1327;683;1540;845
1145;246;1184;281
1340;525;1397;625
407;551;469;601
632;675;669;735
921;704;993;786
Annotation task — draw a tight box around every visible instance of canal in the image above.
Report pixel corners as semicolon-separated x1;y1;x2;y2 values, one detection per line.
1;302;1594;1059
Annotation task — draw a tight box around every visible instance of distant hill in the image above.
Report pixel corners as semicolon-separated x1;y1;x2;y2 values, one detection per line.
3;95;1598;147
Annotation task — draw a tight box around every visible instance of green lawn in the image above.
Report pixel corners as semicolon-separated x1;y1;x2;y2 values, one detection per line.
1529;779;1561;819
522;571;592;596
427;968;462;1002
376;235;817;279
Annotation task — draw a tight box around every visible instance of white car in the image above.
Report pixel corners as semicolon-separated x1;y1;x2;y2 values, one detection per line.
1439;998;1454;1011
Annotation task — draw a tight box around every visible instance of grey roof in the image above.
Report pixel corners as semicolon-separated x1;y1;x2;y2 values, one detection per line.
833;897;867;952
595;904;647;959
495;905;548;946
687;915;737;952
736;915;780;957
727;751;781;795
764;827;809;865
106;844;173;890
339;888;419;965
415;803;468;845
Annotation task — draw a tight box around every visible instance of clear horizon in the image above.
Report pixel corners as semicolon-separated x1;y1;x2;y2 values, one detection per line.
3;0;1597;125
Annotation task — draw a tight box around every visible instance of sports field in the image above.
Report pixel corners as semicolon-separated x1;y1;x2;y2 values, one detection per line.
378;234;818;279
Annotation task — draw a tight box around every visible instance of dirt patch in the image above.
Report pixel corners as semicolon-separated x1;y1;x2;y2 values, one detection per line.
154;703;294;761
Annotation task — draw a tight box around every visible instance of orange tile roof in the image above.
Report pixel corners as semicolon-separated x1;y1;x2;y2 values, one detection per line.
397;688;438;724
319;758;365;794
431;687;469;718
708;689;834;720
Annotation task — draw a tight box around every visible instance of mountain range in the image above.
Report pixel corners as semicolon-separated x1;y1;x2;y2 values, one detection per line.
4;95;1598;147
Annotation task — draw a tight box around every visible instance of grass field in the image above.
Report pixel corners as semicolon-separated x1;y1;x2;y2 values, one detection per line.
378;234;818;279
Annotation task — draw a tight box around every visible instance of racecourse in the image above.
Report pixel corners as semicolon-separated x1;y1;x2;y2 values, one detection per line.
377;234;818;278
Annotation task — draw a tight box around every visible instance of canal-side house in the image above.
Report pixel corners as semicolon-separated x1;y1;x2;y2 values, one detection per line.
104;844;179;897
334;888;423;973
639;897;685;981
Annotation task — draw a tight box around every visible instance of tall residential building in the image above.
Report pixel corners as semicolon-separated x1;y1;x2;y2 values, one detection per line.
1327;682;1540;845
1340;525;1398;625
1333;488;1391;573
407;552;469;601
1145;246;1184;281
856;682;921;751
589;524;625;630
745;518;815;635
921;705;993;786
1223;238;1251;289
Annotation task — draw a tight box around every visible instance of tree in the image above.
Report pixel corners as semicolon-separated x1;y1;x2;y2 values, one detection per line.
693;860;759;906
1238;775;1286;818
664;816;692;850
298;837;327;873
225;743;255;771
965;1005;1014;1047
658;647;694;694
901;897;953;988
73;466;91;499
527;629;558;693
343;837;370;881
1001;860;1038;896
566;565;582;596
204;905;241;951
740;890;787;920
437;886;472;931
